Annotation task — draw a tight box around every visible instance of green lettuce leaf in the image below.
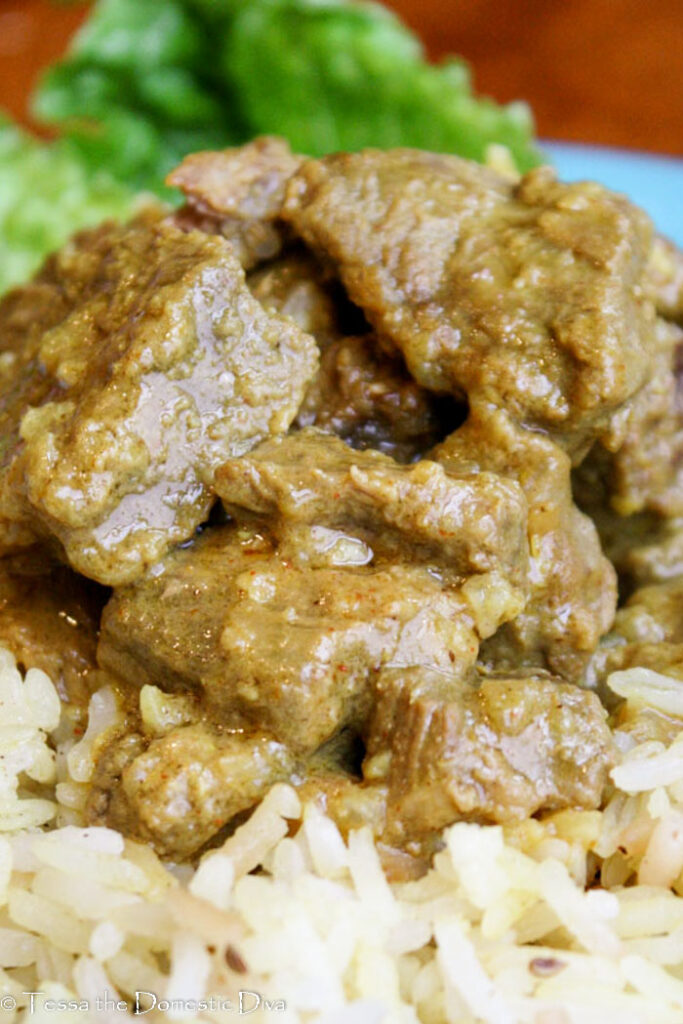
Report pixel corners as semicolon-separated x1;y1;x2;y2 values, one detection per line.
0;115;142;295
3;0;542;297
33;0;541;195
224;0;539;167
32;0;246;194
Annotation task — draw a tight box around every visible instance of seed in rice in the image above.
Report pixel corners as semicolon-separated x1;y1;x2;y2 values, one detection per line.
225;944;248;974
529;956;567;977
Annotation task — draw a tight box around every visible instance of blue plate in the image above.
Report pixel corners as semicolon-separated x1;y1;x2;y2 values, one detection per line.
542;141;683;247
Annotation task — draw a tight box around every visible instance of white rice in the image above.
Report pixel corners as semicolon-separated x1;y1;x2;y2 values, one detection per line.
1;648;683;1022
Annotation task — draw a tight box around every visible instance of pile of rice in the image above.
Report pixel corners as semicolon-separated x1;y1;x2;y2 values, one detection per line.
2;647;683;1023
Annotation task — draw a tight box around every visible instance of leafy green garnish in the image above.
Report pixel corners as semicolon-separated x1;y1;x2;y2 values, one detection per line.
225;1;538;167
33;0;541;192
0;115;142;294
0;0;542;296
32;0;244;195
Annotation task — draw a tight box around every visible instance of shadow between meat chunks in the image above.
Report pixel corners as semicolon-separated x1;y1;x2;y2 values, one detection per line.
612;577;683;648
94;431;531;856
281;149;658;457
588;577;683;745
294;334;462;463
573;460;683;597
646;235;683;324
575;320;683;518
0;551;105;711
615;517;683;591
0;211;318;585
363;667;614;842
168;137;302;270
248;250;457;462
434;407;617;681
247;247;352;349
573;317;683;592
590;577;683;688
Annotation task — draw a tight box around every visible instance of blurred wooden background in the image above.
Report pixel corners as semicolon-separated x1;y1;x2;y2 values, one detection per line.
1;0;681;155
